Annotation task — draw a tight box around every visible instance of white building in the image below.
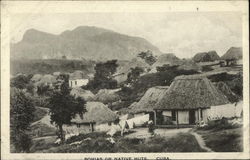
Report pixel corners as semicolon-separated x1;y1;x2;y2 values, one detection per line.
69;70;89;88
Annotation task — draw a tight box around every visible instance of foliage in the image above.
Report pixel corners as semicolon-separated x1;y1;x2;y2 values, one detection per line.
198;118;241;131
208;72;243;98
196;127;243;152
127;67;144;84
37;84;52;96
137;50;157;65
85;60;118;93
10;88;35;152
156;64;179;72
48;75;86;141
201;65;214;72
11;59;95;75
10;74;33;89
32;107;49;122
30;132;205;153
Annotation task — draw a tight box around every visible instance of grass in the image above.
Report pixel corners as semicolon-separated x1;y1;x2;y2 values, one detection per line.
195;127;243;152
30;132;206;153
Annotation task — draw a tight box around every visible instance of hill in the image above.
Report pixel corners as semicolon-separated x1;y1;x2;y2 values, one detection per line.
11;26;162;60
221;47;242;60
193;51;220;62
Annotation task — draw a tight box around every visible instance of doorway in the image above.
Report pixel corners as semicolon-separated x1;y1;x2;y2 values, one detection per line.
189;110;196;124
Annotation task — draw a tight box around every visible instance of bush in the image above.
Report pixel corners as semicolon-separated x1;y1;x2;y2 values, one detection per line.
198;118;240;131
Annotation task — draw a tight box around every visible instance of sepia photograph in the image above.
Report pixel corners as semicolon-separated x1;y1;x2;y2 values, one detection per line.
1;1;249;159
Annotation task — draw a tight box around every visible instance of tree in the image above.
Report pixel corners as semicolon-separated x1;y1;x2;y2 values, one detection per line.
10;88;35;152
85;60;118;92
10;74;33;89
127;67;144;84
137;50;156;65
48;74;86;142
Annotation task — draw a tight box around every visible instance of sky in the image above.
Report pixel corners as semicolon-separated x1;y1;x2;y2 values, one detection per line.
10;12;242;58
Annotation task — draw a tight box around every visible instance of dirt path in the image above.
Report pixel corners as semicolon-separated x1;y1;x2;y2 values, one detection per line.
31;114;56;128
191;132;213;152
125;128;192;139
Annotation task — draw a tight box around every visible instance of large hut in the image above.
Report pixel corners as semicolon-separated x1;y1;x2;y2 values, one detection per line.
63;102;119;135
129;86;169;121
69;70;89;88
154;74;229;127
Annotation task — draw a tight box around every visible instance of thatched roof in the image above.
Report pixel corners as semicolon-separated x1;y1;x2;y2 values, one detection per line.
31;74;43;82
154;75;229;110
70;87;95;101
94;88;121;104
71;102;119;124
193;51;220;62
69;70;89;80
221;47;242;60
129;86;169;113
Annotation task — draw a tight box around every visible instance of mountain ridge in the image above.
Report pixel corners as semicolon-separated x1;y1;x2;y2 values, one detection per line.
11;26;162;60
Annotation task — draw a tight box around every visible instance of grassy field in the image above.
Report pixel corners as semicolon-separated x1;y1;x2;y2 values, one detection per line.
196;127;243;152
30;132;206;153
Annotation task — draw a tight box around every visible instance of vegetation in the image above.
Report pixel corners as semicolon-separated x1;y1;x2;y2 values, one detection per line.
197;118;241;131
10;59;95;75
47;75;86;141
30;132;205;153
10;88;35;152
207;72;243;98
196;127;243;152
126;67;144;84
137;50;157;65
85;60;118;93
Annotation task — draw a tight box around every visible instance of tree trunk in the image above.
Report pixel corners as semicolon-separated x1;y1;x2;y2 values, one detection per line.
59;124;65;142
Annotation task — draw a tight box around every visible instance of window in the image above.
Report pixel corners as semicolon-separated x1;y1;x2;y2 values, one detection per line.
77;124;80;128
75;81;77;85
70;81;72;87
171;110;176;121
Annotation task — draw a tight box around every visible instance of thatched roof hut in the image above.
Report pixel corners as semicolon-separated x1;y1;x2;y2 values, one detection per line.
70;87;95;101
129;86;169;113
154;75;229;110
94;88;121;104
193;51;220;62
221;47;242;60
71;102;119;124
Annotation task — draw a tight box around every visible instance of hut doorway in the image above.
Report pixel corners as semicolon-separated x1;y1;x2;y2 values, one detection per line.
189;110;196;124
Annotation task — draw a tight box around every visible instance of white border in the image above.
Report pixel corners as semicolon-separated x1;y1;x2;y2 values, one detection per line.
1;1;249;159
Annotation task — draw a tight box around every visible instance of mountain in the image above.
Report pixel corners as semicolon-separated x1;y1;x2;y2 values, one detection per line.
221;47;242;60
11;26;162;60
193;51;220;62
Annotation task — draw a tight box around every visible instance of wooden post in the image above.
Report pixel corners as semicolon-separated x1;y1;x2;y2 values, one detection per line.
176;110;179;129
154;110;157;126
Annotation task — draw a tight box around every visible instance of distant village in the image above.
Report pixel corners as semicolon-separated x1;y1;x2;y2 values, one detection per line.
10;46;243;153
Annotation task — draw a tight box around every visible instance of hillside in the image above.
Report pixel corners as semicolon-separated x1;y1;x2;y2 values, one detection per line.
11;26;162;61
221;47;242;60
193;51;220;62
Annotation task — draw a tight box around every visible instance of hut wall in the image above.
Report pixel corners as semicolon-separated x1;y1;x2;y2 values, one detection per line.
202;103;239;122
63;124;92;135
178;111;189;124
94;122;114;132
134;113;146;117
69;79;89;88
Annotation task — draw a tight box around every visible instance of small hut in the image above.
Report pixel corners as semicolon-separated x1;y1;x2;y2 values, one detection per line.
154;74;229;127
221;47;242;66
129;86;169;121
69;70;89;88
63;102;119;135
